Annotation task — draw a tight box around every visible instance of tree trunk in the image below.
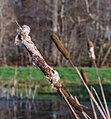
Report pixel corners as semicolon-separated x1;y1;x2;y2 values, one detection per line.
101;46;111;67
51;0;59;65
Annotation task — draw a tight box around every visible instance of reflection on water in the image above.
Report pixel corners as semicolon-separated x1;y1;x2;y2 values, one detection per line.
0;98;110;119
0;98;73;119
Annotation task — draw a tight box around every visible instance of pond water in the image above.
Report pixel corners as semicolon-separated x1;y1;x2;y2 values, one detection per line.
0;98;110;119
0;98;73;119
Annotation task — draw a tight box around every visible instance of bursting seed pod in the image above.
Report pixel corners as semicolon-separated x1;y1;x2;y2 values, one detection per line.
50;34;70;60
87;40;96;60
15;25;80;118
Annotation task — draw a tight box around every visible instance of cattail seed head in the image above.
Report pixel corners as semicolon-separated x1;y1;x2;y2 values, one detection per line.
22;25;30;36
87;40;96;60
50;33;70;60
80;69;88;85
53;80;62;89
60;88;83;112
68;96;83;112
87;40;93;49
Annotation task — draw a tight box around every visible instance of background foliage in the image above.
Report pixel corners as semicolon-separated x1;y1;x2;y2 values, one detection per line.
0;0;111;67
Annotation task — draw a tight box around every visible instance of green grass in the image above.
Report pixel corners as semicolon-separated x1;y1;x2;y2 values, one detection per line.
0;66;45;80
0;66;111;101
0;66;111;83
55;67;111;83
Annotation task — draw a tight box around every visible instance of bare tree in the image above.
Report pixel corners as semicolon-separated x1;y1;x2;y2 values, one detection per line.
0;0;16;65
1;0;111;66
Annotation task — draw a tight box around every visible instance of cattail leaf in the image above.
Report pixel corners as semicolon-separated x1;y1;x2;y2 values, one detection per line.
50;34;70;60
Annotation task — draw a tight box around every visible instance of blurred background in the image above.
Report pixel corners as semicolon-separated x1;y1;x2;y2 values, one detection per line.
0;0;111;67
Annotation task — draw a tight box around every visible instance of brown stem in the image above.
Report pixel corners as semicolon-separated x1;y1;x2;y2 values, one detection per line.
90;88;98;119
49;32;107;119
93;60;110;119
68;59;107;119
91;86;107;117
58;88;79;119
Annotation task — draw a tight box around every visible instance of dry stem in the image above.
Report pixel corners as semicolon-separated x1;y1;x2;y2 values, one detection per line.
69;59;107;119
93;61;110;119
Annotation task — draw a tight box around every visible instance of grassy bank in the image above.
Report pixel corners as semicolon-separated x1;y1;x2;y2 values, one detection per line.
0;66;111;101
0;66;111;83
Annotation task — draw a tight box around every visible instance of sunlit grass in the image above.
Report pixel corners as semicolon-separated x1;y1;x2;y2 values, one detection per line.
0;66;111;101
0;66;111;83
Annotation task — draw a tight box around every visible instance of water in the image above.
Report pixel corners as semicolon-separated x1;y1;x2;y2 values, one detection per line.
0;98;111;119
0;80;111;119
0;98;73;119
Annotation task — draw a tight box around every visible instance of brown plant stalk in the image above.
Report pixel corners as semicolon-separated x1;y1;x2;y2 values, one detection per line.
51;33;107;119
93;60;110;119
91;86;107;117
80;69;98;118
87;40;110;119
